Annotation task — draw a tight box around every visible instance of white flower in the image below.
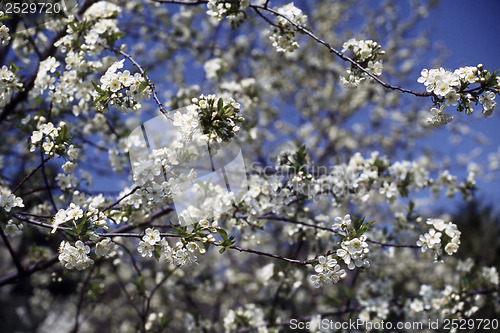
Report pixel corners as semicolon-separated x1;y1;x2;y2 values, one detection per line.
120;70;134;87
427;105;453;127
0;187;24;212
427;228;442;245
175;248;198;267
310;262;346;288
3;221;23;237
444;239;459;255
62;161;77;173
482;267;499;285
186;242;198;252
426;218;446;231
31;130;43;144
51;203;83;233
445;90;460;106
314;255;338;273
368;60;383;76
479;91;496;117
67;145;80;160
143;228;161;245
137;240;154;257
331;214;352;230
95;238;115;257
337;236;369;270
108;74;122;92
160;238;175;264
199;219;210;228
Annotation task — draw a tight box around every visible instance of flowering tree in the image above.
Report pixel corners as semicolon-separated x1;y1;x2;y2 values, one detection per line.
1;0;499;332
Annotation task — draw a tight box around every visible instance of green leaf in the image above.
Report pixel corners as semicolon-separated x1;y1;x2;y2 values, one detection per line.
138;80;149;93
153;246;162;261
8;63;22;74
218;228;228;241
217;97;224;113
357;220;375;237
91;81;103;93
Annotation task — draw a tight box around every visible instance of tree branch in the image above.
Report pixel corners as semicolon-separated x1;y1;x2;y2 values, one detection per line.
0;253;59;286
12;157;51;193
251;4;433;98
0;227;25;275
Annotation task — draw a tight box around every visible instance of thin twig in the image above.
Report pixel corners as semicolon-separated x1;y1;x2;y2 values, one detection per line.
251;4;433;98
72;266;95;333
102;186;140;212
0;227;25;274
113;267;145;328
40;150;57;211
12;157;51;193
143;267;178;320
13;213;71;231
228;244;313;265
365;238;419;248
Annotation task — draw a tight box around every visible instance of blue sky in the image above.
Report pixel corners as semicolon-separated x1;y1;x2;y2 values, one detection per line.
431;0;500;210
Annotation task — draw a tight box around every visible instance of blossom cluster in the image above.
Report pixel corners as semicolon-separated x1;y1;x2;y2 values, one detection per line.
33;57;60;95
57;236;116;270
30;118;76;158
206;0;249;26
275;150;468;206
95;59;151;112
3;220;23;238
204;57;226;81
0;12;10;46
416;218;461;259
341;39;385;87
356;279;393;323
337;235;370;270
58;240;94;270
51;203;84;233
0;65;22;108
310;255;347;288
54;1;122;54
269;3;308;53
137;228;201;268
223;303;267;333
191;94;244;143
407;284;474;322
418;64;500;125
0;186;24;212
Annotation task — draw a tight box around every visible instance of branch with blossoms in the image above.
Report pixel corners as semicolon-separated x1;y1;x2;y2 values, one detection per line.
155;0;499;123
97;43;173;120
154;0;432;97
